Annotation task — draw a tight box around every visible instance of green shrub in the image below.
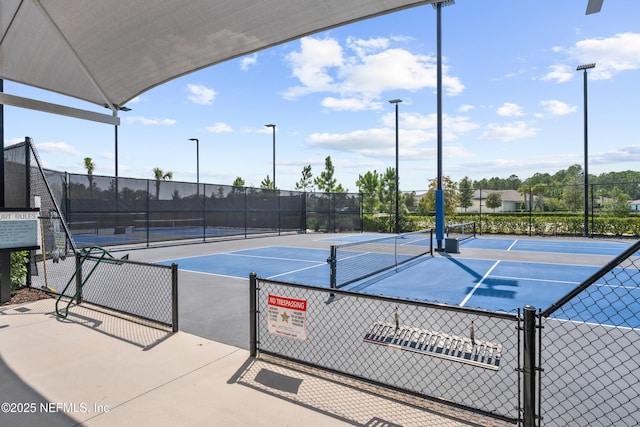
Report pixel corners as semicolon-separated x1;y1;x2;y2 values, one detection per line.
0;251;29;292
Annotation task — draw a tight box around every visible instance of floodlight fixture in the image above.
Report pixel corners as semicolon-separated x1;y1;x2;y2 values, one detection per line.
586;0;603;15
432;0;455;9
576;63;596;71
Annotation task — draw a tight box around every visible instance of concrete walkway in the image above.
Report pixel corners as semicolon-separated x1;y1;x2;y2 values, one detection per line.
0;298;506;427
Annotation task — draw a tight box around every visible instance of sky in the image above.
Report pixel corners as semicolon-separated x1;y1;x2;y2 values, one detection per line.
3;0;640;193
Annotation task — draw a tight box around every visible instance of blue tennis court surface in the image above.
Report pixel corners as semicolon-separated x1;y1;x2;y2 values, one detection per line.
161;237;638;327
461;237;629;256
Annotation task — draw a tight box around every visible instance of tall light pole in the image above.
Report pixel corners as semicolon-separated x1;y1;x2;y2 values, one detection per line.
265;124;276;189
188;138;200;196
389;99;402;234
433;0;454;250
577;63;595;237
114;106;131;178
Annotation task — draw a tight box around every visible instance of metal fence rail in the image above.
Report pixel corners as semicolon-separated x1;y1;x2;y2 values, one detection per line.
250;275;521;423
76;253;178;330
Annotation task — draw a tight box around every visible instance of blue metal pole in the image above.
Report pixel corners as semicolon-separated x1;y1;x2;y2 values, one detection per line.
435;2;445;250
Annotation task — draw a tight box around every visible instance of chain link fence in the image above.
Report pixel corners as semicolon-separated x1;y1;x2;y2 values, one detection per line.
4;139;178;331
537;240;640;427
251;276;521;423
250;238;640;426
453;184;640;238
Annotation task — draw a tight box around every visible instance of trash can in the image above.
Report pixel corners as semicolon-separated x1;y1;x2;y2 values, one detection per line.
445;238;459;253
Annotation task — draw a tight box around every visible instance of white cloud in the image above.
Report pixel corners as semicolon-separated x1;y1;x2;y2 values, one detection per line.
36;142;81;156
458;104;475;112
540;100;577;116
240;54;257;71
206;122;233;133
479;121;539;142
284;37;343;98
380;112;478;136
570;33;640;80
187;83;216;105
307;128;431;159
125;116;176;125
497;103;524;117
346;36;390;57
321;97;382;111
540;64;574;83
284;35;465;107
591;145;640;165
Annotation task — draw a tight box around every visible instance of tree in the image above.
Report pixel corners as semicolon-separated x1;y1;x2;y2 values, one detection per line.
153;167;173;200
294;165;313;192
83;157;96;198
485;192;502;212
531;183;547;211
314;156;346;192
603;186;631;217
356;170;381;214
379;167;397;216
457;176;474;212
417;176;458;216
260;175;274;190
561;175;583;212
232;177;245;187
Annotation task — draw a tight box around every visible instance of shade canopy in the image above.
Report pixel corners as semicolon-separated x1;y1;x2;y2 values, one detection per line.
1;0;434;113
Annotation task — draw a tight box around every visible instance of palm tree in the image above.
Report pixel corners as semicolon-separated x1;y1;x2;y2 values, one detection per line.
153;167;173;200
83;157;96;198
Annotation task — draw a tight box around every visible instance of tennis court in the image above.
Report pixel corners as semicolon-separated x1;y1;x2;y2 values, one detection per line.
158;233;636;327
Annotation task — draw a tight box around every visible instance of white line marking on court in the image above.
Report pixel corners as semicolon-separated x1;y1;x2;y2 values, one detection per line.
459;260;500;307
507;240;518;251
489;274;581;285
267;262;327;280
226;252;320;264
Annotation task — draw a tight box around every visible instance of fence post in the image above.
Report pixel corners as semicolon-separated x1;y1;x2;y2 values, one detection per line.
523;305;537;427
249;272;257;357
171;263;179;333
75;252;83;304
328;246;337;289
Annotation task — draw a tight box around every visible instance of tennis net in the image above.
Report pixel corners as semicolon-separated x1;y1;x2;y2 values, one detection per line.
133;218;204;231
328;229;433;289
446;221;476;242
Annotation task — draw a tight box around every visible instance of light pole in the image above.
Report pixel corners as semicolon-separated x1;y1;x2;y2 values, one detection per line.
389;99;402;234
188;138;199;196
577;63;595;237
265;124;276;189
433;0;454;250
114;106;131;178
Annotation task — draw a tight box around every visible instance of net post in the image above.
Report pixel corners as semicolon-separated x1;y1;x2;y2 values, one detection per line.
171;263;179;333
523;305;537;427
249;272;257;357
328;246;337;289
430;229;434;255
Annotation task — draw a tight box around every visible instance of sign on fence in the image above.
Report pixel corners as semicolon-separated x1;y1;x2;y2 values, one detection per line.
0;209;40;251
267;294;307;340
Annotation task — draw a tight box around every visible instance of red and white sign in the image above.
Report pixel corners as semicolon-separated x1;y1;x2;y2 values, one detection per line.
266;294;307;340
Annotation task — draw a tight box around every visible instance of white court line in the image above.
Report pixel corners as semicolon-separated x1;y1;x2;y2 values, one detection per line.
267;262;328;280
507;240;518;251
226;252;321;264
459;260;501;307
489;274;580;286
